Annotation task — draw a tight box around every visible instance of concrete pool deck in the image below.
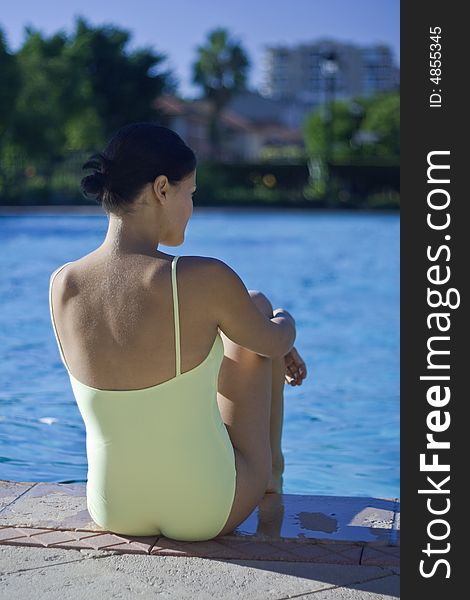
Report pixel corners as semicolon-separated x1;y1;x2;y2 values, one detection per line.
0;480;399;598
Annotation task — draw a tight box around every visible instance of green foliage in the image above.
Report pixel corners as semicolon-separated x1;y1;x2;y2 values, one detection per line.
303;91;399;163
360;93;400;158
0;16;176;162
65;17;176;142
302;92;399;206
10;28;71;158
0;28;20;139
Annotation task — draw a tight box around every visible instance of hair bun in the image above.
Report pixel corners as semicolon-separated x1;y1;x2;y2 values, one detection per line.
80;171;107;197
80;152;113;199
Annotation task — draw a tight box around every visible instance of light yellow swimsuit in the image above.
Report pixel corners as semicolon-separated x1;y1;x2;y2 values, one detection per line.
49;255;236;540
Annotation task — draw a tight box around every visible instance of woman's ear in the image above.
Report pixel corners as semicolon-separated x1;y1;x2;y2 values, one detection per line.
153;175;168;205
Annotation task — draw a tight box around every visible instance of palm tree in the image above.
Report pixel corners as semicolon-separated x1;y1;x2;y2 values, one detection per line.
192;28;250;159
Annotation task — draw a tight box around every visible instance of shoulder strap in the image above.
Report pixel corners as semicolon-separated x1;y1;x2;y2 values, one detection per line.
171;256;181;376
49;262;74;373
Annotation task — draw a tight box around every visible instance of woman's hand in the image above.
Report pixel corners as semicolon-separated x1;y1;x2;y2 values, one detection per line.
284;346;307;386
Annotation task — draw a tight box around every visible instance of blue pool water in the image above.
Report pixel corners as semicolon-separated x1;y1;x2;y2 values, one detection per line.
0;208;399;498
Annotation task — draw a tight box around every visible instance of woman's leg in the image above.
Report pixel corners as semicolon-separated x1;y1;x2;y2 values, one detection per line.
215;290;286;536
248;290;286;489
266;354;286;493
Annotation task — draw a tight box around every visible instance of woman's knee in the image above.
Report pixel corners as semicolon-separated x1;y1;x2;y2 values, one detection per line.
248;290;274;317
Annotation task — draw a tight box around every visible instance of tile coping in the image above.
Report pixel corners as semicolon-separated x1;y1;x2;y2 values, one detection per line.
0;480;400;566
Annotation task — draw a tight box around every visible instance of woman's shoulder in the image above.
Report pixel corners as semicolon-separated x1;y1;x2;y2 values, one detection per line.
173;256;246;308
176;254;224;266
174;255;236;283
50;251;98;285
49;261;78;291
167;254;216;283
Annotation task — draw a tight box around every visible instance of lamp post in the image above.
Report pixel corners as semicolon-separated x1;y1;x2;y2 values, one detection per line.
350;101;364;155
320;51;339;167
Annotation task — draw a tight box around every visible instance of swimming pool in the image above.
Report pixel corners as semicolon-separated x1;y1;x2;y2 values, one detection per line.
0;208;399;498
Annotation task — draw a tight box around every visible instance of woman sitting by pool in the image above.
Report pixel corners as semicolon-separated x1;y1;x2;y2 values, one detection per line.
48;122;307;541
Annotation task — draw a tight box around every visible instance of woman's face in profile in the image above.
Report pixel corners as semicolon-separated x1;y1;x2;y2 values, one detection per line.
179;169;196;225
152;169;196;246
168;169;196;245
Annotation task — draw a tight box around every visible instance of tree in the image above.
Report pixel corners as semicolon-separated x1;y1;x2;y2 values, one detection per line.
5;17;179;157
192;28;250;159
0;28;19;140
0;28;21;197
360;92;399;158
304;99;366;162
8;27;71;160
303;92;399;163
65;17;178;145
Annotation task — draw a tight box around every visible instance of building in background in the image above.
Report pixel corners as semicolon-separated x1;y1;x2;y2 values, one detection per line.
262;38;399;102
261;38;399;126
154;93;304;162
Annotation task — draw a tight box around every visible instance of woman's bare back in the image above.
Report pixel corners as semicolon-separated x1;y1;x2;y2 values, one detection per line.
50;251;219;391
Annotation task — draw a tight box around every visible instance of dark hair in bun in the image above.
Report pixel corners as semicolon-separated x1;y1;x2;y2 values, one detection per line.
80;122;197;215
80;159;109;196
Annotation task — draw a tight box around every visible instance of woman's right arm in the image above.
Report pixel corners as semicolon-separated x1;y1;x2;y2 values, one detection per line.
207;258;296;358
